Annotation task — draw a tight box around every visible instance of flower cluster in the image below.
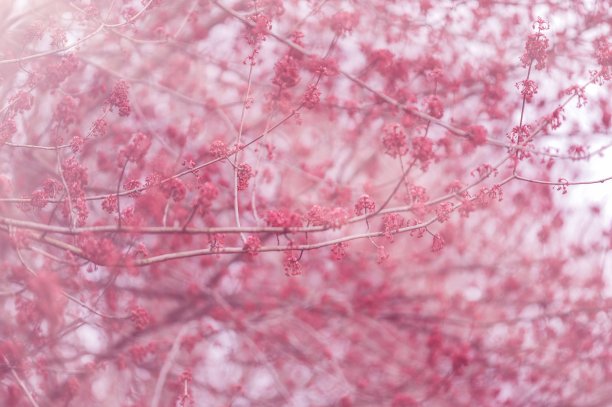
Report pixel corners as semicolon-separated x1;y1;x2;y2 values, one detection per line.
54;95;80;127
108;80;131;116
123;179;143;198
118;132;152;166
382;213;406;241
555;178;569;194
567;144;588;161
210;140;229;158
548;106;565;130
354;194;376;216
79;233;119;265
130;306;153;330
45;54;79;89
9;91;33;114
432;233;445;252
406;185;430;217
436;202;454;223
208;233;225;253
330;11;360;36
62;157;89;225
195;181;218;215
593;36;610;82
0;119;16;143
507;125;531;145
474;185;504;208
382;123;408;158
102;195;118;214
283;251;302;276
303;83;321;109
305;56;339;77
411;136;435;170
425;95;444;119
520;32;549;70
564;85;587;108
245;13;271;46
90;117;107;138
467;125;488;146
515;79;538;102
306;205;350;229
159;178;187;202
331;242;348;260
237;163;253;191
29;179;61;210
244;235;262;256
273;55;300;89
471;163;498;178
265;209;303;228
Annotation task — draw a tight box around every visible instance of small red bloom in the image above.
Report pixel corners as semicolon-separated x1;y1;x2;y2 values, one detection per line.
237;163;253;191
354;194;376;216
108;80;131;116
432;233;445;252
244;235;262;256
382;123;408;158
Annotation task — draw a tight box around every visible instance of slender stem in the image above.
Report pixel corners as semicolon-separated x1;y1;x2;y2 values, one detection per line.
151;323;192;407
233;60;255;244
518;61;533;128
56;149;75;230
116;161;128;229
2;354;40;407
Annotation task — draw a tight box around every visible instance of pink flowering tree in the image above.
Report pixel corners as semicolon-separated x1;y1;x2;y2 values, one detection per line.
0;1;611;406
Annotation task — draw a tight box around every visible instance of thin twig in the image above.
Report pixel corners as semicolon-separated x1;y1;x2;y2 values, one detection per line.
151;323;192;407
2;354;40;407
